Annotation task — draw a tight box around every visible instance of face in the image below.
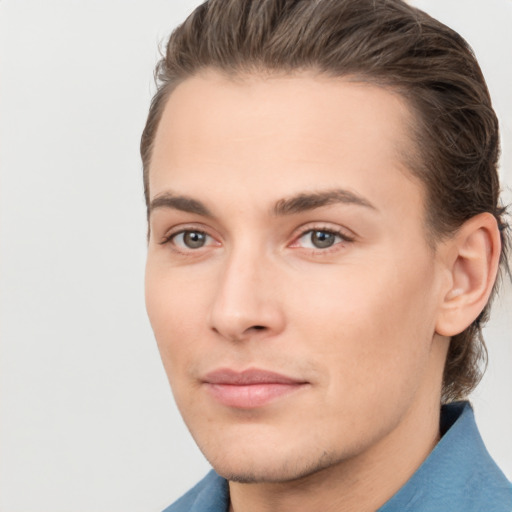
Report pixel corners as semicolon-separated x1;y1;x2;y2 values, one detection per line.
145;71;448;483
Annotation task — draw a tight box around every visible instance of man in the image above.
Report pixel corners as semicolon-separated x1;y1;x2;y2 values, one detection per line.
142;0;512;510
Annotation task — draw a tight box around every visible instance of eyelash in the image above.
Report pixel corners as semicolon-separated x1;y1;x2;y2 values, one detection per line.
160;225;354;254
290;226;355;253
160;227;214;250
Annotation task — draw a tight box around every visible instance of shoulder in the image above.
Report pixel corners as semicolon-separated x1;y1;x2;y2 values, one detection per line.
162;470;229;512
380;402;512;512
443;402;512;511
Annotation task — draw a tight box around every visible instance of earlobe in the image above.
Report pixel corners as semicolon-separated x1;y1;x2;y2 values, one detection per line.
435;213;501;337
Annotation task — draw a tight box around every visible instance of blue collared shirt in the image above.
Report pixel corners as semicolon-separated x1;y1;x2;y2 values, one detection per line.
163;402;512;511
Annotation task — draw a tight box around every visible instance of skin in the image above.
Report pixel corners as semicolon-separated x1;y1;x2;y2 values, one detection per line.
144;71;496;512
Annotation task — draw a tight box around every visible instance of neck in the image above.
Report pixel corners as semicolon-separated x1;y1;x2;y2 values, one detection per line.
229;391;442;512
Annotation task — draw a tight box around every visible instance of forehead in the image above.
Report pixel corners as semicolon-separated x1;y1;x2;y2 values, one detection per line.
149;71;424;222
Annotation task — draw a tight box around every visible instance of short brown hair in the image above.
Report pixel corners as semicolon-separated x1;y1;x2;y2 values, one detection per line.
141;0;510;403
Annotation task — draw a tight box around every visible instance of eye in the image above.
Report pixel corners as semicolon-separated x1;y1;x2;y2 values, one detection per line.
169;230;213;250
295;229;348;249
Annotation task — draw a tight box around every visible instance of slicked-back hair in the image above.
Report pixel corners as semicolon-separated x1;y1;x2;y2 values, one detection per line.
141;0;510;403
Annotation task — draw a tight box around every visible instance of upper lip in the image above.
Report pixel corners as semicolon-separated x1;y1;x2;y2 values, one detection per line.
202;368;306;385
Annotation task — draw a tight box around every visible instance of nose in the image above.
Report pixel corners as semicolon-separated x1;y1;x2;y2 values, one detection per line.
208;246;286;342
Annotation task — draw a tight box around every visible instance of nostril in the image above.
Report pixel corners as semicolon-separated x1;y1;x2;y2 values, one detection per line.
252;325;266;330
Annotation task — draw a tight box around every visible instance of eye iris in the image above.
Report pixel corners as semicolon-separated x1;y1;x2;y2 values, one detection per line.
311;230;335;248
184;231;206;249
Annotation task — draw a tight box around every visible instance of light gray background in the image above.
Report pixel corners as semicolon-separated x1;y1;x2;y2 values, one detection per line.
1;1;511;511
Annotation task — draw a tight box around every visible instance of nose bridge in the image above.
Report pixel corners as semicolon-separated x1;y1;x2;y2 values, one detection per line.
208;240;283;340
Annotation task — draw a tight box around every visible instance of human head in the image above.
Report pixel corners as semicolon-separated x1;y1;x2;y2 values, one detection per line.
141;0;509;402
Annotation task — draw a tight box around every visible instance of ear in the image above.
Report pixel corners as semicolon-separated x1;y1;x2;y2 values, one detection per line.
436;212;501;337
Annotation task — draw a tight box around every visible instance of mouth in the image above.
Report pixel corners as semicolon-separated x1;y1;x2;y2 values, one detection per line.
202;368;309;409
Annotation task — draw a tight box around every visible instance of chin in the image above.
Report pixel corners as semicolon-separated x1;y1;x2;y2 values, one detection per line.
202;442;342;484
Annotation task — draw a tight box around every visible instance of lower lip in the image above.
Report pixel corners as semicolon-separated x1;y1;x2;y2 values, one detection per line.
204;382;305;408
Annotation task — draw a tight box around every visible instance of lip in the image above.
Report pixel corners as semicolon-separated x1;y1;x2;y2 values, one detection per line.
202;368;308;409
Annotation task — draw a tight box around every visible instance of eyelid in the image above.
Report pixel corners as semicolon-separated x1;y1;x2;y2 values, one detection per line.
288;223;356;252
290;223;356;243
157;222;355;253
159;223;221;248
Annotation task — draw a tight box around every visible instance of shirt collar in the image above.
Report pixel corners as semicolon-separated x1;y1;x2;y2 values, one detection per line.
378;401;511;511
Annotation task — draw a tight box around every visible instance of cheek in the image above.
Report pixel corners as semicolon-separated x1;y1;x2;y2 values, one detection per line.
145;265;204;374
290;260;438;392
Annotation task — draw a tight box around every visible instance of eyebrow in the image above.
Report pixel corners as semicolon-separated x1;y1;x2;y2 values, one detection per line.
148;188;377;219
273;189;377;216
148;192;213;217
